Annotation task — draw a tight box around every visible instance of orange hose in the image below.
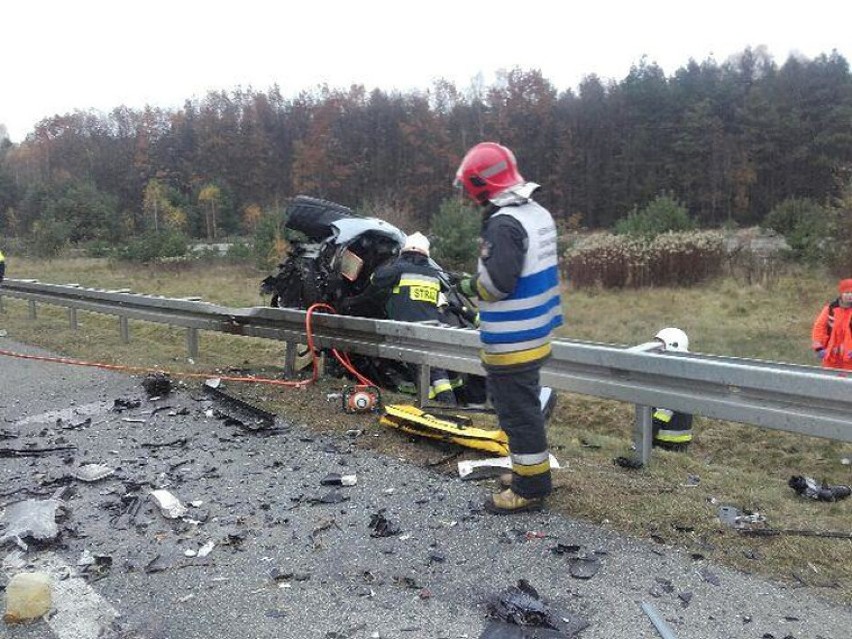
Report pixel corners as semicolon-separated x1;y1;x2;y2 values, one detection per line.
0;302;378;389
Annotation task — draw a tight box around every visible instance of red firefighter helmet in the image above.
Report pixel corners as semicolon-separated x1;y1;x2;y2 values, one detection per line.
454;142;525;205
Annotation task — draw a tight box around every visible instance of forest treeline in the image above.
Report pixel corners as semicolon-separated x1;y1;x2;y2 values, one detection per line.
1;47;852;247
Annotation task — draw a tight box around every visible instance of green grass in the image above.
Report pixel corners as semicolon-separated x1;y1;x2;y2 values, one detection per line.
3;257;852;601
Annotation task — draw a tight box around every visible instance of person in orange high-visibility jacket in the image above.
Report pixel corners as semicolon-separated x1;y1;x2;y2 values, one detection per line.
811;278;852;371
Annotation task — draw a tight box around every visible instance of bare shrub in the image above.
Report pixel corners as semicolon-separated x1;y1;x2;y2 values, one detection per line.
564;231;725;289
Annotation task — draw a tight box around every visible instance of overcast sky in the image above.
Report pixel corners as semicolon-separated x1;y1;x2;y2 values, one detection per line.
2;0;851;143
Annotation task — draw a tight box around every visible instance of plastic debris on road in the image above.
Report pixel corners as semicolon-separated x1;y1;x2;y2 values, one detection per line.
0;498;64;550
150;489;188;519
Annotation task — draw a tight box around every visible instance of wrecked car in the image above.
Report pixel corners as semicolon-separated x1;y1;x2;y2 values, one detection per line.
261;196;484;398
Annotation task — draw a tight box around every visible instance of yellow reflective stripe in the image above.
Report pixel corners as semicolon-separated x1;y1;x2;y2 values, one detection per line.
653;409;673;423
429;381;454;397
398;278;439;289
655;430;692;443
512;459;551;477
476;279;500;302
450;377;463;389
481;343;552;367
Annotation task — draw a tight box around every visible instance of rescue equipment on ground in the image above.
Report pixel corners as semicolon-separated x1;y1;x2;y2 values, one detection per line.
343;385;382;413
380;404;509;455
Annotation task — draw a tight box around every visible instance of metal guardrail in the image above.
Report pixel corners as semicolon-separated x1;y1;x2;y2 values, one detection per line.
2;279;851;463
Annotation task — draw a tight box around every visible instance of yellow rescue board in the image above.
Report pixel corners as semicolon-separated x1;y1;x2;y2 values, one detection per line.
380;404;509;456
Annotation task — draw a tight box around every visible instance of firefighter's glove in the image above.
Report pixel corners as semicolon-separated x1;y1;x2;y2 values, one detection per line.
816;348;826;360
458;277;477;299
446;271;464;286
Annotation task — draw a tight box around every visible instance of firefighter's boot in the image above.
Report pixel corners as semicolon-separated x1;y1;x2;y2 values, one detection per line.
484;488;544;515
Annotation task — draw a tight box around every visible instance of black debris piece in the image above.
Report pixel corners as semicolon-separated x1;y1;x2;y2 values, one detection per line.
369;510;401;537
265;610;287;619
568;556;601;580
678;591;693;607
550;543;581;556
309;490;349;505
112;398;141;412
788;475;851;502
144;553;173;574
700;567;721;586
203;380;277;431
142;372;172;397
613;456;643;470
0;444;77;458
484;580;589;638
63;418;92;431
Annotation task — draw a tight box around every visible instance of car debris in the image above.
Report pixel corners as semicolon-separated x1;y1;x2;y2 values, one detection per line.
111;398;141;412
369;510;401;537
483;580;589;638
142;372;173;397
640;601;679;639
0;444;77;458
788;475;851;502
718;506;766;529
568;555;601;580
320;472;358;487
0;497;64;550
71;463;115;482
202;379;278;431
150;489;188;519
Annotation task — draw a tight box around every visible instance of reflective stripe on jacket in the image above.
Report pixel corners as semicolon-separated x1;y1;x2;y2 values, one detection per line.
371;252;443;323
652;408;693;444
477;201;563;369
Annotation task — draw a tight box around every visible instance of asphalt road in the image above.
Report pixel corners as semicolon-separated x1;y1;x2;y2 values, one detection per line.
1;337;849;639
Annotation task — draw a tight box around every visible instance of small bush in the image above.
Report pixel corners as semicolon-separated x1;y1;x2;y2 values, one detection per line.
30;217;72;258
762;197;830;264
564;230;725;289
614;192;695;238
115;231;188;263
253;209;290;270
429;198;480;272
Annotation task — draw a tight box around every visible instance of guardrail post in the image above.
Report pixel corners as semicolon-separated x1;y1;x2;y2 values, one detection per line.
28;300;37;319
284;341;297;377
417;364;431;406
68;308;78;330
119;316;130;343
186;328;199;358
634;404;653;465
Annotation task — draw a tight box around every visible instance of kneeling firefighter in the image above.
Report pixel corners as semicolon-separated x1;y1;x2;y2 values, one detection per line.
652;327;694;451
369;232;461;405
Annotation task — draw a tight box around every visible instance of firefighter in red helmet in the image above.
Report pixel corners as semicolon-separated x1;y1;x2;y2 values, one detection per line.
454;142;564;514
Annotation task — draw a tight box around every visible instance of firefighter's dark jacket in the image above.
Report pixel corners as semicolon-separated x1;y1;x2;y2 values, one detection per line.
371;251;443;323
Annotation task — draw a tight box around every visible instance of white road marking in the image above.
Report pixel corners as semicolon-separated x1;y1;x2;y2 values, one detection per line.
3;550;119;639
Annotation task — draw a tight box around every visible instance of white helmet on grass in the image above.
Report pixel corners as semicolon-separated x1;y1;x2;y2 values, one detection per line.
654;327;689;352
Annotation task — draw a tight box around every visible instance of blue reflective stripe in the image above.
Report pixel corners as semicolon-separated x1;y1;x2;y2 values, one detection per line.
480;295;561;322
481;316;563;344
512;266;560;299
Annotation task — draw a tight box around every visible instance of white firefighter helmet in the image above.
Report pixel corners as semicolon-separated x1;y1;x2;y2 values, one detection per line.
654;327;689;352
403;232;430;256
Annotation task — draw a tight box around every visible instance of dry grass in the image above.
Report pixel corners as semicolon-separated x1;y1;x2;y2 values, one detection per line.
3;257;852;601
